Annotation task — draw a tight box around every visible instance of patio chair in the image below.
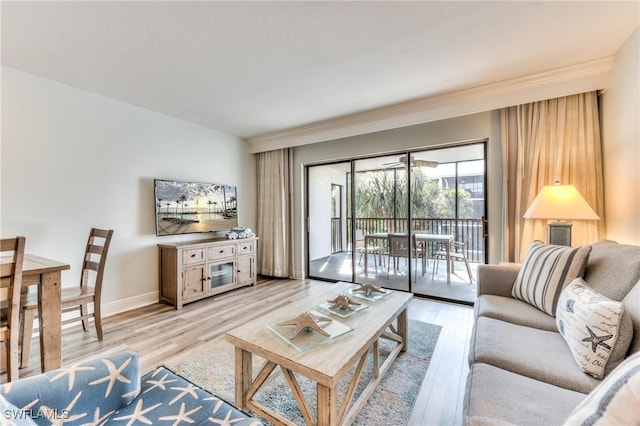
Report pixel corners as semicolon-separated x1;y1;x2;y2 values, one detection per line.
432;233;474;283
386;233;424;282
355;229;384;273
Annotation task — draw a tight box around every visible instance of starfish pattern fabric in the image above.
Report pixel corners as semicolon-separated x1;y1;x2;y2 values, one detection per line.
0;351;262;425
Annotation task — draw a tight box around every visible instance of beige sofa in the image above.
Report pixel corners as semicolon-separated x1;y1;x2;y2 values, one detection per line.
463;240;640;425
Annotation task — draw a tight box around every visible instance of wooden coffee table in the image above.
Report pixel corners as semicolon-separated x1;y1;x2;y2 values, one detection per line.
225;281;413;426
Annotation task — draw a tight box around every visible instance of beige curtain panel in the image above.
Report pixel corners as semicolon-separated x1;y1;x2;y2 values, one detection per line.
502;91;605;262
256;148;294;277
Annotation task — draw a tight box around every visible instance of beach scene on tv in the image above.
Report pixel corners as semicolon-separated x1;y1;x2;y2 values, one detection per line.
155;180;238;236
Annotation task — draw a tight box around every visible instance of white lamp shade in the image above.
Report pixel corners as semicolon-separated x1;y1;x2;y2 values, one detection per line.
523;184;600;220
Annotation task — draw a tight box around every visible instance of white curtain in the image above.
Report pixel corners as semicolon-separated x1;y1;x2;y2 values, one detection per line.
502;91;605;261
256;148;294;277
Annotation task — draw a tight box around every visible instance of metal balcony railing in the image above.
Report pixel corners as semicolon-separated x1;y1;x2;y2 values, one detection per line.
347;217;485;263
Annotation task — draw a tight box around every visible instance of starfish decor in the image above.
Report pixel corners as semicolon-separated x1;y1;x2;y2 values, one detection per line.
327;294;362;311
582;325;613;352
277;312;333;338
352;284;386;297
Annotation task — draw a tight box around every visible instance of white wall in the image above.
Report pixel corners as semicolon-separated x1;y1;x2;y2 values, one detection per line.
307;165;347;261
293;110;503;278
600;27;640;245
1;67;256;314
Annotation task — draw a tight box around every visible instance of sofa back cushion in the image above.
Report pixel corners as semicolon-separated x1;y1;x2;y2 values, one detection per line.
512;241;591;316
623;281;640;356
583;240;640;301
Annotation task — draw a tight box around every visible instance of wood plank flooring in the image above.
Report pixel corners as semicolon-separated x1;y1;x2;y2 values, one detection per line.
18;278;474;426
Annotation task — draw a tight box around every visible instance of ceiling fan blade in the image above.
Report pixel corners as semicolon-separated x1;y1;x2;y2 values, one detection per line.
412;159;439;168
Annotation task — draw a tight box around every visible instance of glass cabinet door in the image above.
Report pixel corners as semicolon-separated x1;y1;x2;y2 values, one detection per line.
208;261;234;289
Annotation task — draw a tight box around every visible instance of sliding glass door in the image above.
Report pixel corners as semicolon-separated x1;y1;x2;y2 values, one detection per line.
306;141;487;304
352;154;411;292
307;162;352;282
410;144;487;303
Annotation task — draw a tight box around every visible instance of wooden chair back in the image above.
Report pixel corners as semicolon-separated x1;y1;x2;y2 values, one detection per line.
80;228;113;297
0;236;25;381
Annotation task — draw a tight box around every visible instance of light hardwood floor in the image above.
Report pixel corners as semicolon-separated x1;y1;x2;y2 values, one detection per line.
18;278;474;426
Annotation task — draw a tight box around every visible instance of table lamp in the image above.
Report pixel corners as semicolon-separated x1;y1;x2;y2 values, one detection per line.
523;181;600;246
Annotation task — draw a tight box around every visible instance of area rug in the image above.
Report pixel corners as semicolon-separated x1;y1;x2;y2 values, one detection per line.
172;320;441;425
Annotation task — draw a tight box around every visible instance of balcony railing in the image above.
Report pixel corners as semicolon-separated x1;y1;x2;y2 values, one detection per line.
348;217;485;263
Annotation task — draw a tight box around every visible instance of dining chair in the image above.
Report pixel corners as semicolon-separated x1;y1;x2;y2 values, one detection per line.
386;233;424;282
20;228;113;368
0;236;26;381
432;233;474;283
355;229;384;273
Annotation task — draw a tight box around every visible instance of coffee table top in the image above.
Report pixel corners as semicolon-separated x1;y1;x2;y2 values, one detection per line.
225;281;412;387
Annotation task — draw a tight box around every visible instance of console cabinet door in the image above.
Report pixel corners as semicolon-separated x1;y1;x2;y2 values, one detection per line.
237;255;255;286
183;265;206;299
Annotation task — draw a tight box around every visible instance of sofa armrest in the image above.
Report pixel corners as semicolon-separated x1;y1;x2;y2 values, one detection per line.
0;351;140;424
477;264;521;297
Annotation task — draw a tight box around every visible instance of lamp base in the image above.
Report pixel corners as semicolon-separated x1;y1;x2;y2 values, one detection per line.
547;222;572;246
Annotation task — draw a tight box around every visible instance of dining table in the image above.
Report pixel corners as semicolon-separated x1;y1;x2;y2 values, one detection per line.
364;232;455;283
1;254;69;372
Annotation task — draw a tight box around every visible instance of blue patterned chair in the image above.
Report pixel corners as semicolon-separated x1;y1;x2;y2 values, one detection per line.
0;351;262;425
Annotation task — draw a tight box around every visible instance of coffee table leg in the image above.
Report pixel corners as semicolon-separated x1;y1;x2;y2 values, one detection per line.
397;309;408;352
317;383;338;426
235;347;252;409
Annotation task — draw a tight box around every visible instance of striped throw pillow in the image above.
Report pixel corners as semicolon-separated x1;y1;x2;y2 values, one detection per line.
564;352;640;425
512;241;592;316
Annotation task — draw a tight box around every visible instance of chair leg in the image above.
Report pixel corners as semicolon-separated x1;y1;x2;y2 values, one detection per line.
94;302;103;341
20;308;35;369
79;303;89;332
432;255;439;279
463;256;474;283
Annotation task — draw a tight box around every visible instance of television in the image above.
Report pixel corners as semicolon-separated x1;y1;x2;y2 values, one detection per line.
154;179;238;236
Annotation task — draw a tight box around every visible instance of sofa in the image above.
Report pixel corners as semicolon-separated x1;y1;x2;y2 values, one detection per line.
0;350;263;425
464;239;640;425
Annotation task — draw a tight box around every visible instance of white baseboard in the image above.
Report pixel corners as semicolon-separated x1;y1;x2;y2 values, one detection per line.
102;291;159;318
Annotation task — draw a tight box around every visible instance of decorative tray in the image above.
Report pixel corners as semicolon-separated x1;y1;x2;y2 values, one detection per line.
317;301;368;318
348;286;393;302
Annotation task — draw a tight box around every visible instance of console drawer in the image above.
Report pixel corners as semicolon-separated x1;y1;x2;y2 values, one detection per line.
237;241;255;256
208;244;235;260
183;248;205;265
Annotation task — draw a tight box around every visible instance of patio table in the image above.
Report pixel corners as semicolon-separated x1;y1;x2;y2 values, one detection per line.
364;232;455;283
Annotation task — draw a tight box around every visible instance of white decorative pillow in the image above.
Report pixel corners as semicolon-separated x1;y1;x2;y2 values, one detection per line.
512;241;592;316
564;352;640;425
556;279;629;379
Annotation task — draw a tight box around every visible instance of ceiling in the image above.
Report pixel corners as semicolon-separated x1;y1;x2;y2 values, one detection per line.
2;1;638;150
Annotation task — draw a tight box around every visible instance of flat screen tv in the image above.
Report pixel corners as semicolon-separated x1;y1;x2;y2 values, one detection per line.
154;179;238;236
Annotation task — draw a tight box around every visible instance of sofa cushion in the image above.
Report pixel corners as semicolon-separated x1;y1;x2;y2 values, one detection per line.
556;279;632;379
464;363;586;426
563;352;640;426
0;351;141;425
623;281;640;356
583;240;640;301
106;366;261;425
512;241;591;316
475;294;557;331
0;394;37;425
469;317;601;393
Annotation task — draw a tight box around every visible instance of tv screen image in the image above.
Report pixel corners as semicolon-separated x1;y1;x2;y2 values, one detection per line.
154;179;238;236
